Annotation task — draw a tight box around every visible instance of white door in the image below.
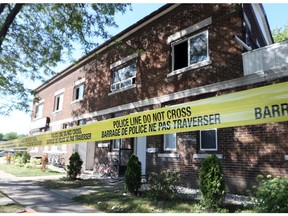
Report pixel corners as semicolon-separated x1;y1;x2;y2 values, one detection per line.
134;136;147;176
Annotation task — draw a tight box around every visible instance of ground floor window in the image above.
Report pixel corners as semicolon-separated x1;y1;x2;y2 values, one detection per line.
112;139;121;150
200;129;217;151
164;133;177;151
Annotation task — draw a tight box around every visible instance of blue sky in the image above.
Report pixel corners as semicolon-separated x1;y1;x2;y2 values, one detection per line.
1;3;288;135
263;3;288;30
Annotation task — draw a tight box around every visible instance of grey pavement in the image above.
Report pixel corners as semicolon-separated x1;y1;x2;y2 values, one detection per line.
0;168;102;213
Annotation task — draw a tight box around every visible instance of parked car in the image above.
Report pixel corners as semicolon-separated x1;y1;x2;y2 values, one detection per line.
0;150;15;157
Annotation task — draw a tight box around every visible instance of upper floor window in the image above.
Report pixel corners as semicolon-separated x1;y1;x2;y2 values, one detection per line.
200;129;217;151
73;83;84;101
35;100;43;119
53;93;64;112
164;133;177;151
172;30;209;71
111;62;136;92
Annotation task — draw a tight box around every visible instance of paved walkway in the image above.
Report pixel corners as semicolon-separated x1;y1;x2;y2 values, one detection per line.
0;168;102;213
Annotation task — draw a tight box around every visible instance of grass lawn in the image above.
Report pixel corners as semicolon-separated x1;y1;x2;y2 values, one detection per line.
0;203;24;213
38;178;255;213
0;192;23;213
37;178;102;190
0;163;62;177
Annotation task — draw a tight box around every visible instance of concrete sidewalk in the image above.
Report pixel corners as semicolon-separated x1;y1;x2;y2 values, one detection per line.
0;169;101;213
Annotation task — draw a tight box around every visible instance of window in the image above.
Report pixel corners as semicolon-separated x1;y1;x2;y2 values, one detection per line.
200;129;217;151
53;93;64;112
172;30;209;71
111;62;136;92
112;139;121;150
35;102;43;119
73;83;84;101
164;133;177;151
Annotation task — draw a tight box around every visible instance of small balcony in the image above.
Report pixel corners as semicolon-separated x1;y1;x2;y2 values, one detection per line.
243;40;288;76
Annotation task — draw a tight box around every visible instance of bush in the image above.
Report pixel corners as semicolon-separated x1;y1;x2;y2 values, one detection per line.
11;151;31;166
252;175;288;213
199;154;225;209
67;152;83;180
21;151;31;164
148;169;180;201
124;154;142;195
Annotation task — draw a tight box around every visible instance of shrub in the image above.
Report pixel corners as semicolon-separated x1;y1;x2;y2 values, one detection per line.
199;154;225;209
24;157;41;169
67;152;83;180
124;154;142;195
11;151;31;166
252;175;288;213
148;169;180;201
21;151;31;164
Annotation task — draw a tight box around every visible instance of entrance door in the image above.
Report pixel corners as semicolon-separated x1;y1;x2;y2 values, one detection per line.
134;136;147;176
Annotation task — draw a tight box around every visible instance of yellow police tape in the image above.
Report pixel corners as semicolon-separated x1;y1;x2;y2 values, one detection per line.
1;81;288;149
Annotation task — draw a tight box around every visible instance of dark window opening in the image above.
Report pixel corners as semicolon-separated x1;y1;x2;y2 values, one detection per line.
174;41;188;70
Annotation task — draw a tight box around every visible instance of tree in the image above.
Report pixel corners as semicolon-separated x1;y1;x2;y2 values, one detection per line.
199;154;225;209
272;25;288;43
0;3;131;114
124;154;142;195
67;152;83;180
3;132;18;140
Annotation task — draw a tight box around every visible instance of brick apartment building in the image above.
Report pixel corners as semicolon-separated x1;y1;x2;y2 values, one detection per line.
29;3;288;194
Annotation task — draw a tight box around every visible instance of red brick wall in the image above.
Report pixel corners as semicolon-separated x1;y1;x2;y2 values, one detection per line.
31;4;287;194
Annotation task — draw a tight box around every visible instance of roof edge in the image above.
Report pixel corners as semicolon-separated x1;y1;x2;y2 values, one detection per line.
35;3;178;92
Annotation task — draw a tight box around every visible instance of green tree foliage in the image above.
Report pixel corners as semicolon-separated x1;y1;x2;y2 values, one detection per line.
124;154;142;195
0;3;131;114
3;132;18;140
252;175;288;213
272;25;288;43
67;152;83;180
1;132;25;140
199;154;225;209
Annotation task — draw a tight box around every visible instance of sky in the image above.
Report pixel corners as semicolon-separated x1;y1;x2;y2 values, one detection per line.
0;3;288;135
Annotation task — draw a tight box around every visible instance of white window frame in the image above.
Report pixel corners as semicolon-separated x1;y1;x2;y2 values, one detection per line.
109;53;138;94
200;129;218;151
172;30;209;72
53;93;64;112
164;133;177;151
110;62;136;92
34;100;43;119
73;83;84;102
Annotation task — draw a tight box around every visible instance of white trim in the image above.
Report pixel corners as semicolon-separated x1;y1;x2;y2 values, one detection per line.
193;154;223;159
285;155;288;161
108;84;136;96
110;53;138;70
48;68;288;128
74;78;85;86
171;30;210;74
98;143;109;148
251;4;273;45
54;88;65;96
200;128;218;151
158;153;179;158
168;60;211;77
167;17;212;44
